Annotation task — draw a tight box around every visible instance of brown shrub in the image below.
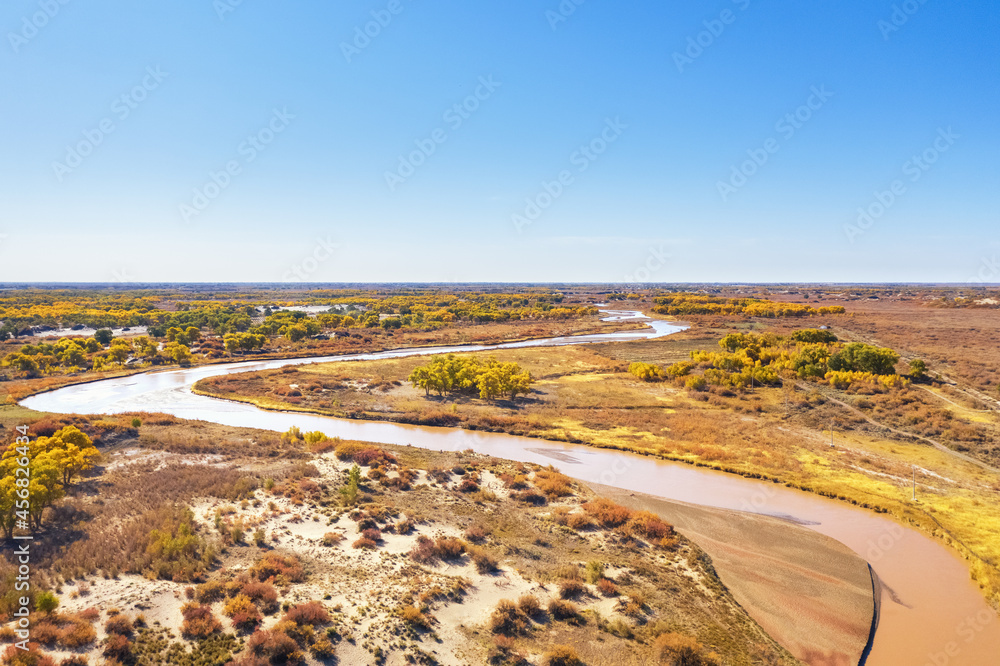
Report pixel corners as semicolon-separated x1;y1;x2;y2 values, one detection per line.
284;601;330;627
399;606;430;629
353;537;377;550
104;615;133;637
516;594;541;616
653;632;718;665
597;578;619;597
542;645;583;666
180;603;222;639
250;553;304;583
58;620;97;648
548;599;579;621
102;634;132;662
488;599;530;636
465;524;488;542
240;581;280;614
559;579;585;599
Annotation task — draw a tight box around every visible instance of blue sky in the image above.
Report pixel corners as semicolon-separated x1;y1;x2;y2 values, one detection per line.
1;0;997;283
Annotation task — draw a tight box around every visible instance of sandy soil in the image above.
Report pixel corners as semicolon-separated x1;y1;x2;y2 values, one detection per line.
589;483;875;666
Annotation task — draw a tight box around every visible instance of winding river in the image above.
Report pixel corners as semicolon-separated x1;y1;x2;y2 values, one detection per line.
21;312;1000;665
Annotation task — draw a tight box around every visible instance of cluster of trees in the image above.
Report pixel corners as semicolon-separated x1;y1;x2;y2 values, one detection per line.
223;332;267;354
629;329;916;393
651;293;846;318
1;332;194;377
408;354;532;401
0;426;99;536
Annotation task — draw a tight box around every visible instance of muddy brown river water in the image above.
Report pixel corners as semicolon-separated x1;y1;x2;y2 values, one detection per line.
21;313;1000;665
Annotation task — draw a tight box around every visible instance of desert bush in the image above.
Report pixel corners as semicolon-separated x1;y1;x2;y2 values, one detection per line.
244;628;301;663
534;469;573;497
58;619;97;648
514;489;547;505
240;581;280;614
468;546;499;574
353;537;377;549
582;498;632;528
542;645;583;666
224;595;257;618
283;601;330;627
488;599;530;636
559;579;585;599
566;513;595;530
597;579;619;597
464;524;488;542
309;638;336;659
250;553;304;583
30;621;61;646
102;634;132;663
548;599;579;622
516;595;540;616
104;614;133;637
399;606;430;629
653;632;718;665
181;602;223;639
585;560;604;584
435;537;466;560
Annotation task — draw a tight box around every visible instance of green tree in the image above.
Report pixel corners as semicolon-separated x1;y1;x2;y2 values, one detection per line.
35;591;59;614
94;329;114;345
909;359;927;379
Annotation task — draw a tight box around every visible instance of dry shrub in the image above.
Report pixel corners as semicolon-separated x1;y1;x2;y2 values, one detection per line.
77;608;99;622
102;634;132;663
548;599;579;622
3;644;56;666
58;657;88;666
30;621;61;646
434;537;466;560
250;553;304;583
457;478;480;493
566;513;595;530
597;578;619;597
361;527;381;542
626;511;674;540
409;535;437;564
353;537;377;550
534;469;573;498
224;595;261;631
468;546;498;574
582;498;632;528
58;619;97;648
240;581;280;614
321;532;344;547
516;595;541;616
195;579;227;603
542;645;583;666
244;628;301;663
104;614;133;637
309;638;336;659
653;632;718;665
284;601;330;627
399;606;430;629
464;524;488;542
180;603;222;639
559;579;585;599
334;441;396;466
514;489;547;505
488;599;530;636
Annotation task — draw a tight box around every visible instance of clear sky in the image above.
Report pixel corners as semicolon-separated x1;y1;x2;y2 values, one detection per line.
1;1;997;283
